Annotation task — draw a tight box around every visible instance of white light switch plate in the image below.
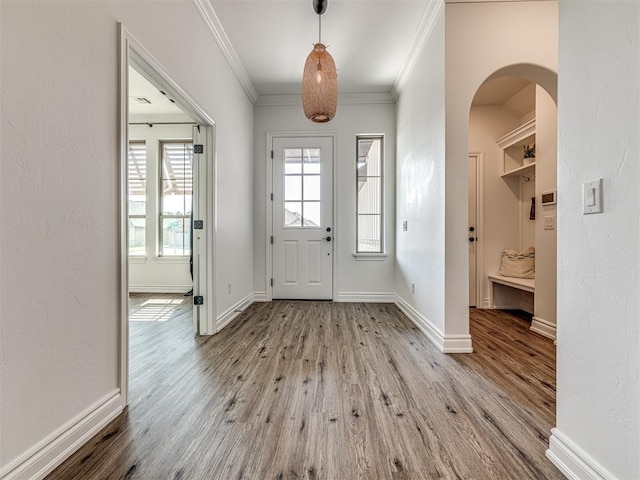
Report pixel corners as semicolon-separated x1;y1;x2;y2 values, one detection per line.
583;179;603;214
544;216;555;230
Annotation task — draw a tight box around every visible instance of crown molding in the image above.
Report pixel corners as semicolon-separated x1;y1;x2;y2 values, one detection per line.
255;92;396;107
391;0;444;100
191;0;258;104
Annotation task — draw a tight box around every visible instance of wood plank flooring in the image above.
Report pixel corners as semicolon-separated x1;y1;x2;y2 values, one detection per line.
47;297;561;480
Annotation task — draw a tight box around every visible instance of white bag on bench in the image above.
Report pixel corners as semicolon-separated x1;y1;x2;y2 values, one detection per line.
498;246;535;279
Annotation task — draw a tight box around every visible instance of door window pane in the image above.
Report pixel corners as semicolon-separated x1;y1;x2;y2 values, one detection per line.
303;148;321;174
304;202;321;227
303;175;321;201
285;175;302;201
283;147;323;228
284;202;303;227
285;148;302;174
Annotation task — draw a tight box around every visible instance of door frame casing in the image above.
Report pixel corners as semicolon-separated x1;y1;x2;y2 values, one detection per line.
265;132;338;301
468;152;486;308
119;24;217;407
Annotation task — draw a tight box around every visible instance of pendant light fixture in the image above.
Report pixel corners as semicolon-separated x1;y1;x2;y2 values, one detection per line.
302;0;338;123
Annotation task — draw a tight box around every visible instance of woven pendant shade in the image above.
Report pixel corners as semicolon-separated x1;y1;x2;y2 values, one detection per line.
302;43;337;123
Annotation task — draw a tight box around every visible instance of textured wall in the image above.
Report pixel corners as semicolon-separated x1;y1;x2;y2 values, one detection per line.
395;9;447;334
554;1;640;477
0;0;253;468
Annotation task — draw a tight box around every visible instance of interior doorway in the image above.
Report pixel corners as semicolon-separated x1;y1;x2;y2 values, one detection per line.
120;26;216;406
468;153;484;308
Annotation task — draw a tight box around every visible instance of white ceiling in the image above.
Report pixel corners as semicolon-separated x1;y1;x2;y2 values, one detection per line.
472;77;535;117
129;67;188;117
210;0;432;96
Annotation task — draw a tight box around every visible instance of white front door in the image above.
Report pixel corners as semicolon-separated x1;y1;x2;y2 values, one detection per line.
272;137;333;300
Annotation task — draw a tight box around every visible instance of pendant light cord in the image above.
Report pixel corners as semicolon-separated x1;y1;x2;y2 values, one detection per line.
318;15;322;44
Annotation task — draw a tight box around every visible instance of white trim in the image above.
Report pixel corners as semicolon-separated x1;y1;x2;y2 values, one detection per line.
216;293;254;332
252;292;269;302
152;256;190;264
391;0;443;100
255;92;395;107
337;292;395;303
482;296;492;309
496;118;536;149
531;316;556;340
119;24;130;408
190;0;258;103
128;256;147;264
393;295;474;353
128;285;192;294
0;391;122;480
353;252;388;261
547;428;617;480
119;24;218;406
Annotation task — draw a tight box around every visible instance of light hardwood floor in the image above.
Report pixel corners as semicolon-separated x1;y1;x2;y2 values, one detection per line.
47;297;562;479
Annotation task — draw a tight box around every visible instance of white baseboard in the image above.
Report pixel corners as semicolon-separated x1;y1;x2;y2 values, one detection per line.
252;292;269;302
216;293;254;333
531;316;556;340
393;295;473;353
336;292;395;303
129;285;192;294
547;428;616;480
0;390;122;480
482;297;492;309
493;304;523;310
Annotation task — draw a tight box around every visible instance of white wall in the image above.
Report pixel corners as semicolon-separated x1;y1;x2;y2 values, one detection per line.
444;1;557;337
253;101;396;300
395;8;449;344
532;85;557;333
549;2;640;479
128;124;192;293
0;0;253;472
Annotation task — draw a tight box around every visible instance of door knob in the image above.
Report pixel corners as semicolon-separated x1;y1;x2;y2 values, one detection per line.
469;226;475;232
325;236;332;242
326;227;331;232
469;237;476;242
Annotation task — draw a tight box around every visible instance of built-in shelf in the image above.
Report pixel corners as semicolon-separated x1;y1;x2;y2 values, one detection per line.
497;119;536;176
502;162;536;178
496;119;536;149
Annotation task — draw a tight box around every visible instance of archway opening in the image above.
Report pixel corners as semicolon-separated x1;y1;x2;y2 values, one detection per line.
465;64;558;427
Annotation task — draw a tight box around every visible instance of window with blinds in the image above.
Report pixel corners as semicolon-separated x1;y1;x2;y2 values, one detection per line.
356;136;383;253
160;141;193;256
128;141;147;256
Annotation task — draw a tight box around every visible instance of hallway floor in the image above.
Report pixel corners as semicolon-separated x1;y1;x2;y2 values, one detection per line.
47;299;561;479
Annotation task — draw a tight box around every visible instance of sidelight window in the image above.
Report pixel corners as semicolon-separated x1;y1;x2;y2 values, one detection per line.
356;136;383;253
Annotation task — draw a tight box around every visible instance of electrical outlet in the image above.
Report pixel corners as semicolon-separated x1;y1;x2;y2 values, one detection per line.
228;282;232;294
411;282;415;295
